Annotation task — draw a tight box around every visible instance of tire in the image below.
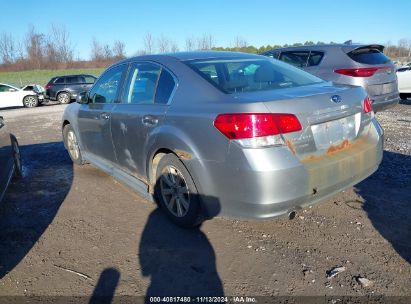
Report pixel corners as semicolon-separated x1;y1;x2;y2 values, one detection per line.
57;92;71;104
154;154;203;228
63;124;84;165
23;95;38;108
10;135;22;178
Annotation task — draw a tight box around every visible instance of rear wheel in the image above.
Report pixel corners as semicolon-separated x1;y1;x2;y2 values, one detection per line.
63;124;84;165
154;154;203;228
10;135;22;178
23;95;38;107
58;92;71;104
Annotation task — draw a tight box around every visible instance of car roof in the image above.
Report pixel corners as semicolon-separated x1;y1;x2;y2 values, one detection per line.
264;43;385;53
118;51;263;65
0;83;19;89
53;74;96;78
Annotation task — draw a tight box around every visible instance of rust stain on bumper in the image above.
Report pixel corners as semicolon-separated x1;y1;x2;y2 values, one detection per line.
302;136;368;163
285;139;296;155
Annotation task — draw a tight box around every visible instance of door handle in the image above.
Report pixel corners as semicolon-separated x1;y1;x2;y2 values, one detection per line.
142;115;159;126
100;112;110;120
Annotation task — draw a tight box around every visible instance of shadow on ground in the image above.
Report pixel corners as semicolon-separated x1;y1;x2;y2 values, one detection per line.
399;98;411;105
355;151;411;263
89;267;120;304
0;141;73;278
139;208;224;297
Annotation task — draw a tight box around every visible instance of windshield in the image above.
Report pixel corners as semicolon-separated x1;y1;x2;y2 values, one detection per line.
183;56;324;94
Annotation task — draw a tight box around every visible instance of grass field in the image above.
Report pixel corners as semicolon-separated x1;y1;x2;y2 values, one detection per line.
0;68;105;87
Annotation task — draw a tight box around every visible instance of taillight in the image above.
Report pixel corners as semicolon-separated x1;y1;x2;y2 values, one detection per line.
334;66;390;77
214;113;301;148
45;84;52;90
363;96;372;113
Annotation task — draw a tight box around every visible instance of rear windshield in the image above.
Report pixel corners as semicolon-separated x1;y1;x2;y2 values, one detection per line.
348;48;391;65
183;57;324;93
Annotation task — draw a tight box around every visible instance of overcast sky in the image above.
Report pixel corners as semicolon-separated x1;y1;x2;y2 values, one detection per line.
1;0;410;59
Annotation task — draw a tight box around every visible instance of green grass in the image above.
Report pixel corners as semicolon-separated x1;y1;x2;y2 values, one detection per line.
0;68;105;87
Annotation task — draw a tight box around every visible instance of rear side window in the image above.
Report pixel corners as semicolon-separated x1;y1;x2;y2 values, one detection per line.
308;51;324;66
67;76;80;83
122;63;161;104
279;51;310;68
155;69;176;104
54;77;64;84
84;76;96;84
348;48;391;65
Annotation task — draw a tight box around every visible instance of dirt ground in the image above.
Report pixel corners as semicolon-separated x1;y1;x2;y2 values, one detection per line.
0;101;410;300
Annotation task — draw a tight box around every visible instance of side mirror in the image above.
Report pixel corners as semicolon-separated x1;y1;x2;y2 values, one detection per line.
77;91;89;104
8;88;16;92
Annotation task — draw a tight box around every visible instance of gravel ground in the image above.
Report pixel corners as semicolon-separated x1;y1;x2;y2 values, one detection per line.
0;102;410;300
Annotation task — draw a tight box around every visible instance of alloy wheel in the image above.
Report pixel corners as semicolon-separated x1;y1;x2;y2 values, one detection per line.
160;165;190;217
24;96;37;107
58;93;70;104
66;130;80;160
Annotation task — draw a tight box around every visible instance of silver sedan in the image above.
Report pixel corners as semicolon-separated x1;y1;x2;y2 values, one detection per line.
62;51;383;227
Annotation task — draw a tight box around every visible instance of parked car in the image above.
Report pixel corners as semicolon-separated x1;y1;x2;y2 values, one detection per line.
262;44;399;112
62;51;383;227
45;74;97;104
21;84;45;103
397;66;411;99
0;116;21;202
399;61;411;69
0;83;41;108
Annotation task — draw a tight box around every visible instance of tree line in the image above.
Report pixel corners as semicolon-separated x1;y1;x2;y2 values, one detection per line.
1;25;410;72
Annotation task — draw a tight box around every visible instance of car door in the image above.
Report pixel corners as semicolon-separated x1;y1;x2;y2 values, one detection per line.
0;84;22;108
77;64;127;165
110;61;176;179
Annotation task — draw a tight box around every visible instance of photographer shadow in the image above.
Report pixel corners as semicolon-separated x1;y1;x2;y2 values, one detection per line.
139;191;224;297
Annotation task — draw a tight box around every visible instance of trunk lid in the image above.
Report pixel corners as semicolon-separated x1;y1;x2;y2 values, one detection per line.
239;83;371;160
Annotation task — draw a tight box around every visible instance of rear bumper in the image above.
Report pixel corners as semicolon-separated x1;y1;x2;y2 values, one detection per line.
196;118;383;219
370;93;399;112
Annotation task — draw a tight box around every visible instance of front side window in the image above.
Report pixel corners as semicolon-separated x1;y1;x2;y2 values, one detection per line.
89;65;125;104
0;84;12;92
122;63;161;104
184;57;324;94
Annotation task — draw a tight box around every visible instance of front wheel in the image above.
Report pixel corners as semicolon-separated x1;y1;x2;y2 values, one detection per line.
63;124;84;165
154;154;203;228
58;92;71;104
23;95;38;107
